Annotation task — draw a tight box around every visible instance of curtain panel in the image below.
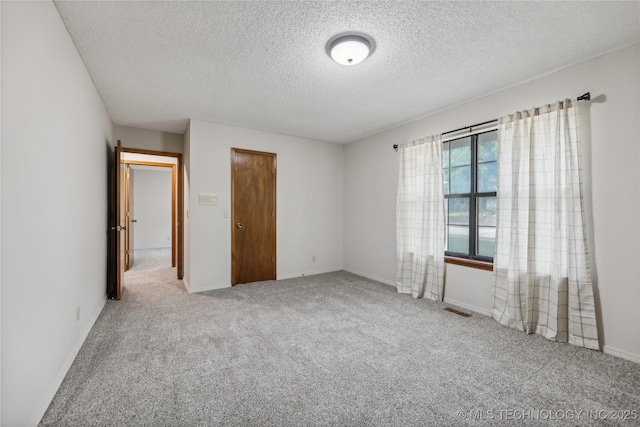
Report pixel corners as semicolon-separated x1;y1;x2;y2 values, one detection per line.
492;100;599;350
396;135;445;300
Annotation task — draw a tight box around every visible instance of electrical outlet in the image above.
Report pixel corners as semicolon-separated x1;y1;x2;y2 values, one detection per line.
76;307;80;321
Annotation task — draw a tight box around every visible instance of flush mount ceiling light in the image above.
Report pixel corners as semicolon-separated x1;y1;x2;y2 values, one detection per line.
326;33;375;66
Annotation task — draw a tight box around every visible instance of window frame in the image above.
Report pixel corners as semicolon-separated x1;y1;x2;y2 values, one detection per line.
443;129;497;264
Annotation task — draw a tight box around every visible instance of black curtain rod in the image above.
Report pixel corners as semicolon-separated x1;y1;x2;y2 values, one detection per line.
393;92;590;151
441;118;497;136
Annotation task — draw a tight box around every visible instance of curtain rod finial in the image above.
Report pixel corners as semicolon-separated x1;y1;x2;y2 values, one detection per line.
578;92;590;101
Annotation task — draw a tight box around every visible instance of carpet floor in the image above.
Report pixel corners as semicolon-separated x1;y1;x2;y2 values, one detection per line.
40;268;640;426
127;248;173;272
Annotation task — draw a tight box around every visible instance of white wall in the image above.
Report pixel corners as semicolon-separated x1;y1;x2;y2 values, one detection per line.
344;44;640;362
114;125;183;153
0;3;4;422
1;2;113;425
132;168;172;249
0;3;4;421
186;120;343;292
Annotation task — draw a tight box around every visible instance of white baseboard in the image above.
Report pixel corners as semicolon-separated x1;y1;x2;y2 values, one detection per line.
187;282;230;293
278;267;343;281
603;345;640;364
342;268;395;287
183;276;231;294
343;269;492;317
30;297;107;426
442;297;491;317
186;268;344;292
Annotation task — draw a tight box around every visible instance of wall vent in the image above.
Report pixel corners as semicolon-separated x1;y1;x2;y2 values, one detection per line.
443;307;472;317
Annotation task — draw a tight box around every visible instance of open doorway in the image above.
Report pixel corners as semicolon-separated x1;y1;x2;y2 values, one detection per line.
108;144;183;300
124;161;174;272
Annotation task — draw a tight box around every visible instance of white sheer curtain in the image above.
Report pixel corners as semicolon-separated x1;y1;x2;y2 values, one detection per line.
492;99;599;350
396;135;445;300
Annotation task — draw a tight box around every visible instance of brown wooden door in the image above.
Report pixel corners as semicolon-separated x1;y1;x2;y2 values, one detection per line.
231;148;276;285
108;140;125;300
116;141;125;299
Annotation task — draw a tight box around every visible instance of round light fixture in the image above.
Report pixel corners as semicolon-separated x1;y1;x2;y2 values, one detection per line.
326;33;375;66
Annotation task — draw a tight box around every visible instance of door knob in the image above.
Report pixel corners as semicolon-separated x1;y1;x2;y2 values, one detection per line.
237;223;243;229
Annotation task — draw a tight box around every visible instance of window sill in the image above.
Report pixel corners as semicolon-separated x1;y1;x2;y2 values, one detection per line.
444;256;494;271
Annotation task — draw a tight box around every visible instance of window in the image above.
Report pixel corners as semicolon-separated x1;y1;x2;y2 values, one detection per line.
443;130;497;262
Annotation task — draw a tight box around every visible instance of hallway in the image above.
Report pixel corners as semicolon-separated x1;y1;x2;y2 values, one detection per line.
123;248;182;297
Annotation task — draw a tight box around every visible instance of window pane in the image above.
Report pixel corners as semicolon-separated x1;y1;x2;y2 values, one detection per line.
478;131;498;163
444;199;448;223
442;131;498;260
477;226;496;258
447;225;469;254
477;162;497;192
443;167;449;194
477;196;497;226
449;165;470;194
447;197;469;225
443;142;450;168
449;137;470;167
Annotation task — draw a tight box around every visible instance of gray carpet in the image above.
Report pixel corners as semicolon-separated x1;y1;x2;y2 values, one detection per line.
40;269;640;426
127;248;173;272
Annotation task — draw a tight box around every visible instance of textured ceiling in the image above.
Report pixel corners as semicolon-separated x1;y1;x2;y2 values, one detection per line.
54;1;640;144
